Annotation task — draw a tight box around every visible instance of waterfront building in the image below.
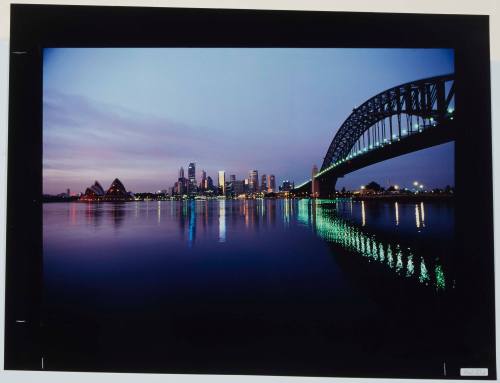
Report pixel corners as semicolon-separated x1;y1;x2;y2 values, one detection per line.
280;180;292;192
207;176;214;191
232;180;246;196
268;174;276;193
261;174;267;192
103;178;133;201
218;171;226;195
82;178;132;201
200;170;207;190
176;176;188;195
81;181;105;200
249;170;259;192
179;166;185;179
188;162;196;192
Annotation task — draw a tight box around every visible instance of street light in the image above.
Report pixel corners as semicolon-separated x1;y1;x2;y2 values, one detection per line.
413;181;419;186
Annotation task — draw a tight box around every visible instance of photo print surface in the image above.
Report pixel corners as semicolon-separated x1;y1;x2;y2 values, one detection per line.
42;47;463;377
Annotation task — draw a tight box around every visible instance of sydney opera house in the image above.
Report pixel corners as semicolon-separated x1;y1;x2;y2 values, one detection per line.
80;178;134;201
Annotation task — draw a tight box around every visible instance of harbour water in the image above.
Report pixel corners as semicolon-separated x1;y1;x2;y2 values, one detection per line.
42;198;457;377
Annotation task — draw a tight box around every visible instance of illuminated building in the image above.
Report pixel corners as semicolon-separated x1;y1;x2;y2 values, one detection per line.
280;180;292;192
207;176;214;190
200;170;207;190
188;162;196;192
218;170;226;194
249;170;259;192
234;180;246;195
103;178;133;201
267;175;276;193
82;179;132;201
82;180;105;200
261;174;267;192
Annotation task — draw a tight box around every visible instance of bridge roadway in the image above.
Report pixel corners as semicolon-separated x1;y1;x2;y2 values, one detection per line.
293;74;455;197
293;119;454;197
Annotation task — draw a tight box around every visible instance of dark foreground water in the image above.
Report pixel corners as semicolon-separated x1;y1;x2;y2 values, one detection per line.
43;198;461;377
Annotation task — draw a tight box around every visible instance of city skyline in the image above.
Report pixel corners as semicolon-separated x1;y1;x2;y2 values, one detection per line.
43;48;454;194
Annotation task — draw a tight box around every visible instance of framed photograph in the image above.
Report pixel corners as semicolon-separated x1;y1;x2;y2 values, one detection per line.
5;4;495;380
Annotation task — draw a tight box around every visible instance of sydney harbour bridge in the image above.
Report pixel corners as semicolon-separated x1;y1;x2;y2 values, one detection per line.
293;74;455;197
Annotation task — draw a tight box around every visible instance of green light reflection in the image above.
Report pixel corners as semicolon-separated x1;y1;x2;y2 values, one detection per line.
298;199;447;291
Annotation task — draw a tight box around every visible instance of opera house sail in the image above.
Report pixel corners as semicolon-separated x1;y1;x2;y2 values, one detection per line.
81;178;133;201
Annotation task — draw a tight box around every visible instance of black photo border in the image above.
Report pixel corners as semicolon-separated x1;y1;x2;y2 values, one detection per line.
5;4;496;379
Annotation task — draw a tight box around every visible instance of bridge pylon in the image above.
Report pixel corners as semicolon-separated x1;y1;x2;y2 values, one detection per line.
317;172;338;198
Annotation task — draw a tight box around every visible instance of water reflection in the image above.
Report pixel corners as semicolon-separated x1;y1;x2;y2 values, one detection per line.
189;200;196;247
395;202;399;226
48;198;451;292
420;202;425;227
361;201;366;226
157;201;161;224
297;199;447;290
218;200;226;243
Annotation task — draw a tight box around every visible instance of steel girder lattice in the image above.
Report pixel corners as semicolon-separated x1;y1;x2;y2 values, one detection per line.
321;74;455;170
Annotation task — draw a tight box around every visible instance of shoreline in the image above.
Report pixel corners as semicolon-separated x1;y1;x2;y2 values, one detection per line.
42;194;454;203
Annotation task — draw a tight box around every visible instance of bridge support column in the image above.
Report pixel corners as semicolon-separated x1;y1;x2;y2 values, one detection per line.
317;173;338;199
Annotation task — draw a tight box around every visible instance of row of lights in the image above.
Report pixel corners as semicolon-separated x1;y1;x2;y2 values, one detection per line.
360;182;424;191
295;108;454;190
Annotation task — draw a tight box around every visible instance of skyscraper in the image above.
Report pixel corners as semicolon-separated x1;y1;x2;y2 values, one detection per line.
311;165;319;198
281;180;292;192
176;166;187;195
200;170;207;190
230;174;236;183
249;170;259;192
218;170;226;195
267;174;276;193
232;180;245;195
188;162;196;189
207;176;214;190
261;174;267;192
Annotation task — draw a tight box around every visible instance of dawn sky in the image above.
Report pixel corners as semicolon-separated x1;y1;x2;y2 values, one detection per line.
43;48;454;194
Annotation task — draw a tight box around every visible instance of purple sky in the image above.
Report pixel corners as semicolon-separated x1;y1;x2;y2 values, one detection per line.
43;48;454;194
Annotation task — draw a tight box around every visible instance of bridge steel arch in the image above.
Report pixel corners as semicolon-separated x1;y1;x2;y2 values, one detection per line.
321;74;455;171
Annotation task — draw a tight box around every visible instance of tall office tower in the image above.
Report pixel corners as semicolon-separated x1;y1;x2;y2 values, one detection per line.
188;162;196;188
267;174;276;193
311;164;319;198
200;170;207;190
230;174;236;183
218;170;226;194
261;174;267;192
207;176;214;190
179;166;185;179
176;180;183;195
244;178;249;193
232;180;245;195
249;170;259;192
281;180;292;192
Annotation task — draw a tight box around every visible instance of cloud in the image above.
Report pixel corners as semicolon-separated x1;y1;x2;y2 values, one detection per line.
43;89;225;193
